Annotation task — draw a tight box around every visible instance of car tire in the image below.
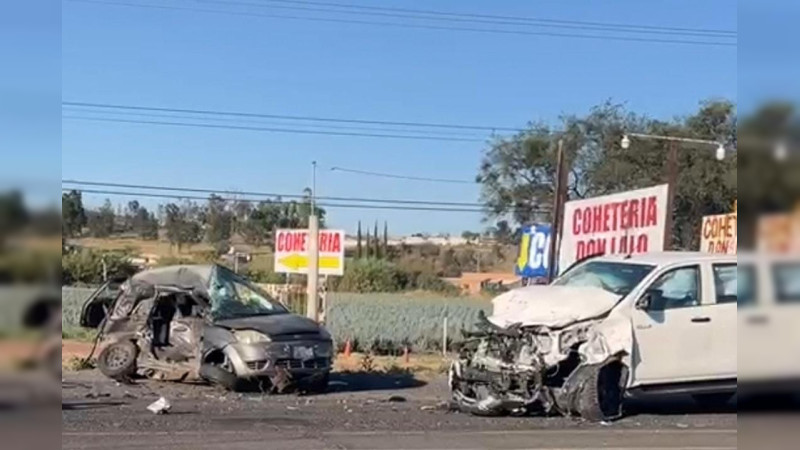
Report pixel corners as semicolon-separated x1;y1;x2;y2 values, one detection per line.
200;353;243;392
692;393;734;410
575;363;625;422
97;341;139;381
301;372;330;394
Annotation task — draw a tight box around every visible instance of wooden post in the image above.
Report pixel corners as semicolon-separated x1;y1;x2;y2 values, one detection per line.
547;139;568;281
664;141;679;250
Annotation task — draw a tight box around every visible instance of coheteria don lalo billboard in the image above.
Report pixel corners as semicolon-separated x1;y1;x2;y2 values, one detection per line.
559;184;669;272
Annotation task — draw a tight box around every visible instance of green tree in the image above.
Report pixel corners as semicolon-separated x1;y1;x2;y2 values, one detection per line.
87;199;116;238
205;194;233;246
373;221;380;259
477;100;738;251
0;191;28;248
164;202;202;251
356;221;363;259
61;190;86;238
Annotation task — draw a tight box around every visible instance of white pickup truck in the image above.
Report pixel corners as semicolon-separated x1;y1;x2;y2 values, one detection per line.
739;253;800;395
450;252;738;421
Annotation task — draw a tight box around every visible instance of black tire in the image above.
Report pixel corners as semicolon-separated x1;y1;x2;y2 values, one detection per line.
200;352;243;392
301;372;330;394
97;341;139;381
575;363;625;422
692;393;734;409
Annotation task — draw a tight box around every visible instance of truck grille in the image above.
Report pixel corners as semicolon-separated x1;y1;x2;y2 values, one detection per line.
275;358;330;370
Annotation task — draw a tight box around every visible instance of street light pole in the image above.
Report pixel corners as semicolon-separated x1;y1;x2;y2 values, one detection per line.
547;139;567;281
307;161;320;322
620;133;725;250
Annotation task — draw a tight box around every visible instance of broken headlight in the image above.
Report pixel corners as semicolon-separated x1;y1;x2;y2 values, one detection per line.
234;330;272;344
558;325;591;353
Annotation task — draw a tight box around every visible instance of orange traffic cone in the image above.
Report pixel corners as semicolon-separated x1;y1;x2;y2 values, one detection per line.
343;339;352;358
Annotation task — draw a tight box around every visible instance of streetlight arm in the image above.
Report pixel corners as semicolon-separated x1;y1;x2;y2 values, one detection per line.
625;133;721;146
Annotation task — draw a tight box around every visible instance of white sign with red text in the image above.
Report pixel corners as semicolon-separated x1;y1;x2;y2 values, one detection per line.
701;212;737;255
274;229;345;276
559;184;669;273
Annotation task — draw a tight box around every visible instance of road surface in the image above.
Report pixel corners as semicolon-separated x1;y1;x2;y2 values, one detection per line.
60;370;739;450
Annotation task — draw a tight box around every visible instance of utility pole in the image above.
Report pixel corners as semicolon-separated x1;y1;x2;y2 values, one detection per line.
664;141;679;250
547;139;568;282
307;161;320;322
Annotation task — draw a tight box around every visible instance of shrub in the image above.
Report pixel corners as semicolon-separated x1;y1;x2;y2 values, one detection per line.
62;249;137;285
335;259;404;293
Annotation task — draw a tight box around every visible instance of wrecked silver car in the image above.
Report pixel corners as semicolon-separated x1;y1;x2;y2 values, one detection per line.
450;259;656;422
80;265;333;392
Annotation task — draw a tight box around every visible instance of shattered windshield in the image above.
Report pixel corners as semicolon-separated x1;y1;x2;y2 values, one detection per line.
209;267;288;320
553;261;655;296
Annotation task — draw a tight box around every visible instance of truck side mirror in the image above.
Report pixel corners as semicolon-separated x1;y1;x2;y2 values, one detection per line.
636;290;662;311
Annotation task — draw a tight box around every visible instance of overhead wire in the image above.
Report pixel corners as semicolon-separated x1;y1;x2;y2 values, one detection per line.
62;101;523;133
65;0;736;47
63;180;502;208
329;167;475;184
199;0;737;38
61;107;488;138
62;115;487;142
238;0;737;36
66;188;511;213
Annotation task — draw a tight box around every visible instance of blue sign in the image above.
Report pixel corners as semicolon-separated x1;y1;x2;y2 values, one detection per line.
515;224;552;279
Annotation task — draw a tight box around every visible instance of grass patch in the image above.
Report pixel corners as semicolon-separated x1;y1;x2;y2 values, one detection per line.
62;327;98;342
63;356;95;372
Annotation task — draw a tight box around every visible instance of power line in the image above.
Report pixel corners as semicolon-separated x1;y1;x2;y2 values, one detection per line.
330;166;475;184
61;107;487;138
201;0;737;38
62;115;486;143
66;188;497;213
65;0;736;47
243;0;737;36
62;179;526;208
62;101;521;133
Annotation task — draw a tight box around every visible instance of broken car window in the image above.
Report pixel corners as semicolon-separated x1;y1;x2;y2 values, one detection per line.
209;267;288;321
553;261;655;296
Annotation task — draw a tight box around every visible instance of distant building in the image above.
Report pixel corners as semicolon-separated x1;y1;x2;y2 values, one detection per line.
446;272;521;296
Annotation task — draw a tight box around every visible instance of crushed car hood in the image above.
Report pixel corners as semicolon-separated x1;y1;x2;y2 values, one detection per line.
215;314;322;339
489;286;621;329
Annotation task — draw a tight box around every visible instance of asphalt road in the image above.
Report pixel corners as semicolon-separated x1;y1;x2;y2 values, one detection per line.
60;370;739;450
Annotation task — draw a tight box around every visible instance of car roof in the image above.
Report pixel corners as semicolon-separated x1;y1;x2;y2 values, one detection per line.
590;251;736;266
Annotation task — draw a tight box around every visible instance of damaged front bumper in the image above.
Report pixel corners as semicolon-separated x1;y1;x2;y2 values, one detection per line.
226;340;333;380
449;318;627;420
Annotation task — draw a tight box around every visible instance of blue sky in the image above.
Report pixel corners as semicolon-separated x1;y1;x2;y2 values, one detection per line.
60;0;738;235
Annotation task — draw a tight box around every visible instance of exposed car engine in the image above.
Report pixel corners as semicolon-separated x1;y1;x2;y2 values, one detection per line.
450;312;625;421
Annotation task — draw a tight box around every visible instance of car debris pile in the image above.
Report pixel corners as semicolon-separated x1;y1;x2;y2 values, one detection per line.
450;286;630;422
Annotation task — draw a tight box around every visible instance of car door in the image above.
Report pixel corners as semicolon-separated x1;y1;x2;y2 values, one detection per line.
631;264;717;385
709;263;737;380
741;259;800;382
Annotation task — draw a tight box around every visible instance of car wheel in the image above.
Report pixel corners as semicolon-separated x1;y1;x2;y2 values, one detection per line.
200;353;243;392
692;393;734;410
97;341;138;381
575;363;625;422
301;372;330;394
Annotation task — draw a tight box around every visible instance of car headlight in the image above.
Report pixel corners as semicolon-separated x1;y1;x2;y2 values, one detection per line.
581;331;610;362
559;325;590;353
233;330;272;344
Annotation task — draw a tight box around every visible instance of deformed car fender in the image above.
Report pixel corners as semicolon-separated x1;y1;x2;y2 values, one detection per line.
578;307;634;367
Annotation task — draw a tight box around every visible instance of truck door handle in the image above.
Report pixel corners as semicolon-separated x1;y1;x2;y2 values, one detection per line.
691;317;711;323
747;316;769;325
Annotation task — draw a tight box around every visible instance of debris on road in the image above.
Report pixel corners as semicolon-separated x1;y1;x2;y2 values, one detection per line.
147;397;172;415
